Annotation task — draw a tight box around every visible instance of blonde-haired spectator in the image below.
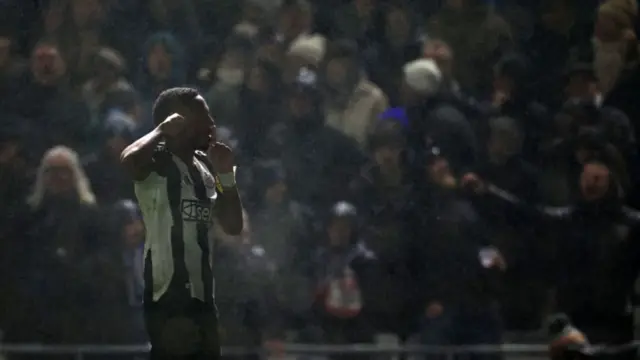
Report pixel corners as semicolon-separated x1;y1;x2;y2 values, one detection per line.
27;145;96;209
7;145;114;344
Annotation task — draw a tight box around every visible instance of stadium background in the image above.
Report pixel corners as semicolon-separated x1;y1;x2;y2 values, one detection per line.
1;0;640;358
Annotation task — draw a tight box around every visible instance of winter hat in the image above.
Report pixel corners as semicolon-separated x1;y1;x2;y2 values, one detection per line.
598;0;638;30
287;34;326;66
330;201;358;221
95;47;126;73
378;107;409;128
403;59;442;96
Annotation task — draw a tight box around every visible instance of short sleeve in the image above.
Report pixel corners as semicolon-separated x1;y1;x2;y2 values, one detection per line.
134;147;170;206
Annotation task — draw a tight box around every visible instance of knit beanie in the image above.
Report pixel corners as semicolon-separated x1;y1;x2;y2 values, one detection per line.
402;59;442;96
287;34;327;66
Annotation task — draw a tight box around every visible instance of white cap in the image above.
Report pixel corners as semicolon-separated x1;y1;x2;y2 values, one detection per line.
403;59;442;96
287;34;326;66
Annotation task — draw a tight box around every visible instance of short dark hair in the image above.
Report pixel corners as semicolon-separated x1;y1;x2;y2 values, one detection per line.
152;87;200;125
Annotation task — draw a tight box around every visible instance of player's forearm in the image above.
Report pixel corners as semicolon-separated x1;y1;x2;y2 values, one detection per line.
120;127;164;181
215;188;244;235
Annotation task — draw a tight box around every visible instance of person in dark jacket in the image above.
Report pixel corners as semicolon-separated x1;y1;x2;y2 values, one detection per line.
473;116;546;330
350;120;414;337
401;58;478;182
7;146;110;344
311;201;377;352
407;146;505;360
489;52;551;164
465;152;640;360
83;104;137;205
262;67;366;210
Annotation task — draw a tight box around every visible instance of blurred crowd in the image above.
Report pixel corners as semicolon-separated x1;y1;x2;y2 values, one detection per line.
1;0;640;358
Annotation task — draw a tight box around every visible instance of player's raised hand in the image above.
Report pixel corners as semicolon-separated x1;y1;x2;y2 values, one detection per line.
158;113;188;138
208;142;235;173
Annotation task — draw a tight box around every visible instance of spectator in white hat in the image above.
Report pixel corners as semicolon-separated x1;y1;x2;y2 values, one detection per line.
283;33;327;84
401;58;478;175
400;58;442;106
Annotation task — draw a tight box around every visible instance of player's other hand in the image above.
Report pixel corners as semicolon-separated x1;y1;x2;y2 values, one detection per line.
158;113;188;138
208;142;235;173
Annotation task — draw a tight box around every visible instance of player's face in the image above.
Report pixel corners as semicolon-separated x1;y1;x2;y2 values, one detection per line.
188;95;215;149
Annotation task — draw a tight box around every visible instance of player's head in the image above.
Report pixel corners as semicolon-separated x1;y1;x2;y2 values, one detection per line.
153;87;215;150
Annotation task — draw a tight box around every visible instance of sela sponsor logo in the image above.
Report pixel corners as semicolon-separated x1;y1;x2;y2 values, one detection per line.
181;200;212;223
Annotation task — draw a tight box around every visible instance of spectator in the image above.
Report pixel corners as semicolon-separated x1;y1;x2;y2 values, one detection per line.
283;34;326;84
136;32;187;100
8;41;92;156
539;100;629;205
135;32;187;130
83;104;136;205
473;116;547;330
276;0;319;48
205;34;256;128
525;0;589;107
563;62;637;172
262;67;366;209
599;0;640;143
593;0;639;95
350;121;414;337
6;146;109;344
402;58;478;177
81;47;134;121
249;161;315;270
479;154;639;360
233;0;283;38
2;0;640;354
41;0;112;87
102;200;148;344
0;117;31;341
213;210;278;352
0;30;27;108
490;52;550;163
322;39;389;148
427;0;513;95
312;201;376;349
364;1;423;106
407;147;505;360
423;39;459;95
477;116;538;200
331;0;378;46
235;59;283;163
